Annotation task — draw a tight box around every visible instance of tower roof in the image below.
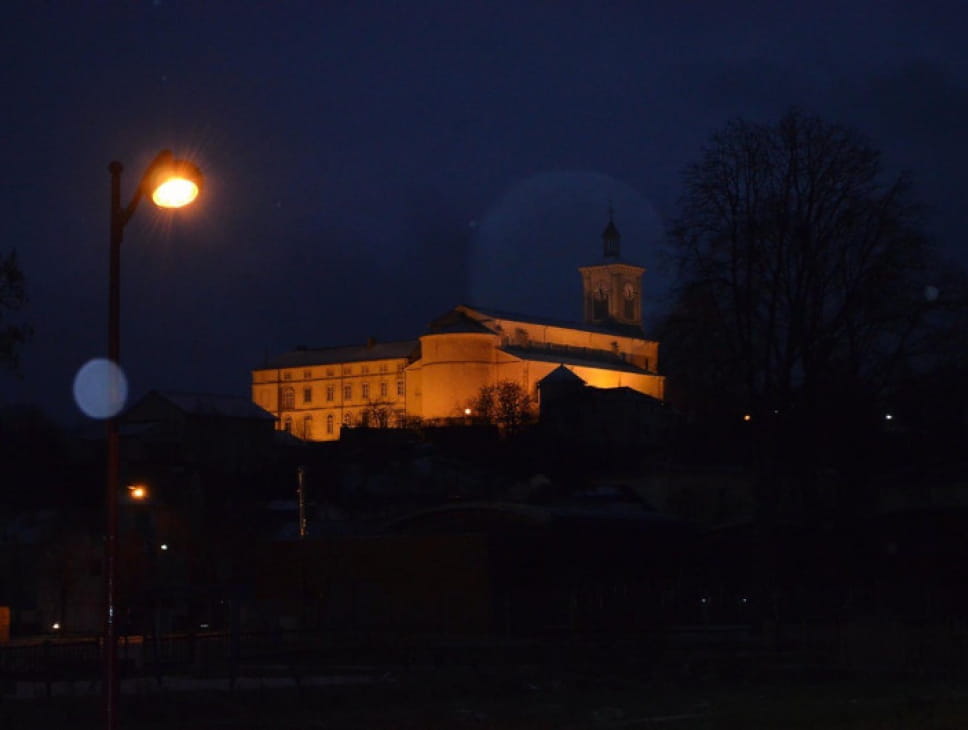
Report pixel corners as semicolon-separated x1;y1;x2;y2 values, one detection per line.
602;207;620;258
538;364;587;387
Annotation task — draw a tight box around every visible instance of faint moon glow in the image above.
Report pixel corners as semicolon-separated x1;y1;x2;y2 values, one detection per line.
73;358;128;419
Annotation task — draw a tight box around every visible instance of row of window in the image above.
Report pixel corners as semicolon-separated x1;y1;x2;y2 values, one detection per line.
279;380;404;408
282;409;407;438
280;363;405;381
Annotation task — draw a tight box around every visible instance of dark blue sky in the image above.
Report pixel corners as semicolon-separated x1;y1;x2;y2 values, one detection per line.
2;1;966;422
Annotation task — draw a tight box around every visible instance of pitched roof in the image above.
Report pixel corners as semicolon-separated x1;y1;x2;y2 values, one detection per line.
460;304;648;340
263;340;419;369
425;309;497;335
501;345;650;374
538;364;587;386
153;391;276;420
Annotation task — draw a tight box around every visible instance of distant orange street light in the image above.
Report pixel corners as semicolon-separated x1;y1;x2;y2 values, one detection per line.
128;484;148;500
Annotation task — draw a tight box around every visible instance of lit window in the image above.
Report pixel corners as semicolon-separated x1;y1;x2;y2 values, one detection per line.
380;381;388;398
326;385;335;401
326;414;334;434
281;387;295;410
362;383;370;399
397;380;405;396
343;384;352;400
302;387;312;404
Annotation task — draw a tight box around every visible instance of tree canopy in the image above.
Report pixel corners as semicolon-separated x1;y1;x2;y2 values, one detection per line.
469;381;535;435
660;108;966;501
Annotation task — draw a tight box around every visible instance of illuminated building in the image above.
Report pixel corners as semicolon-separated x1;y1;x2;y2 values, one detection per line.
252;215;664;440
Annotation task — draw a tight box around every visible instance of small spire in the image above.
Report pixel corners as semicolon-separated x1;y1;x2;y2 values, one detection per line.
602;204;620;258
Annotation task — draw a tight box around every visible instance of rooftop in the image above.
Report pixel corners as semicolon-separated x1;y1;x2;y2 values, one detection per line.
460;304;648;340
502;344;652;374
143;391;276;421
261;340;419;369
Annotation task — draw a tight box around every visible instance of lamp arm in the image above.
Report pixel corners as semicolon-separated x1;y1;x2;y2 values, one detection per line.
119;149;175;229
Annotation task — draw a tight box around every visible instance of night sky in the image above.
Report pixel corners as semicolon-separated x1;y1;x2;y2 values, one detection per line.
2;1;966;423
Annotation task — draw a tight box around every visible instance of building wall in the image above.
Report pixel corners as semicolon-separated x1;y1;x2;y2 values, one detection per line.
416;331;506;420
253;327;664;439
405;327;663;422
252;294;664;440
577;261;646;326
253;356;411;441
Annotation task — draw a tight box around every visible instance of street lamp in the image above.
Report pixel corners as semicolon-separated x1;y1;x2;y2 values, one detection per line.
104;151;201;730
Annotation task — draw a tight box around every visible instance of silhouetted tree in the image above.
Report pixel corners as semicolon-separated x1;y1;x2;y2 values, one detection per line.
663;108;964;516
360;399;395;428
470;381;535;436
0;250;31;374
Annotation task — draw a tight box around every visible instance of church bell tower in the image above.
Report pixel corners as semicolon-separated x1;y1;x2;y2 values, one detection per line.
578;210;646;330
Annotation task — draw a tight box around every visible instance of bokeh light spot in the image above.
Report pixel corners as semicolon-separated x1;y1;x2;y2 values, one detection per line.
73;358;128;419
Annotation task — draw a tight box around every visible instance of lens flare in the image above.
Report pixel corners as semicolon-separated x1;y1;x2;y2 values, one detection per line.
73;358;128;419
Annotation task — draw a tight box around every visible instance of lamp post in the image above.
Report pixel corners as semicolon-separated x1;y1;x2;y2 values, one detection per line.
104;151;201;730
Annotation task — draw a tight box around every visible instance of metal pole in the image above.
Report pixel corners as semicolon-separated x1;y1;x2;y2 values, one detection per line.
105;160;124;730
297;466;307;538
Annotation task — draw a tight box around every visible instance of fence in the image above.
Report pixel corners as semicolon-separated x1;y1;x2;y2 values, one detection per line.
5;618;968;699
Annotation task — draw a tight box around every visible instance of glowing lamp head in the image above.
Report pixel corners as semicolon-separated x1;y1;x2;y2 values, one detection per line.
128;484;148;500
146;153;203;209
152;177;200;208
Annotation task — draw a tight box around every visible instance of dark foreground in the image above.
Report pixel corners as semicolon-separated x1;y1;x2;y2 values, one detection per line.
4;667;968;729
